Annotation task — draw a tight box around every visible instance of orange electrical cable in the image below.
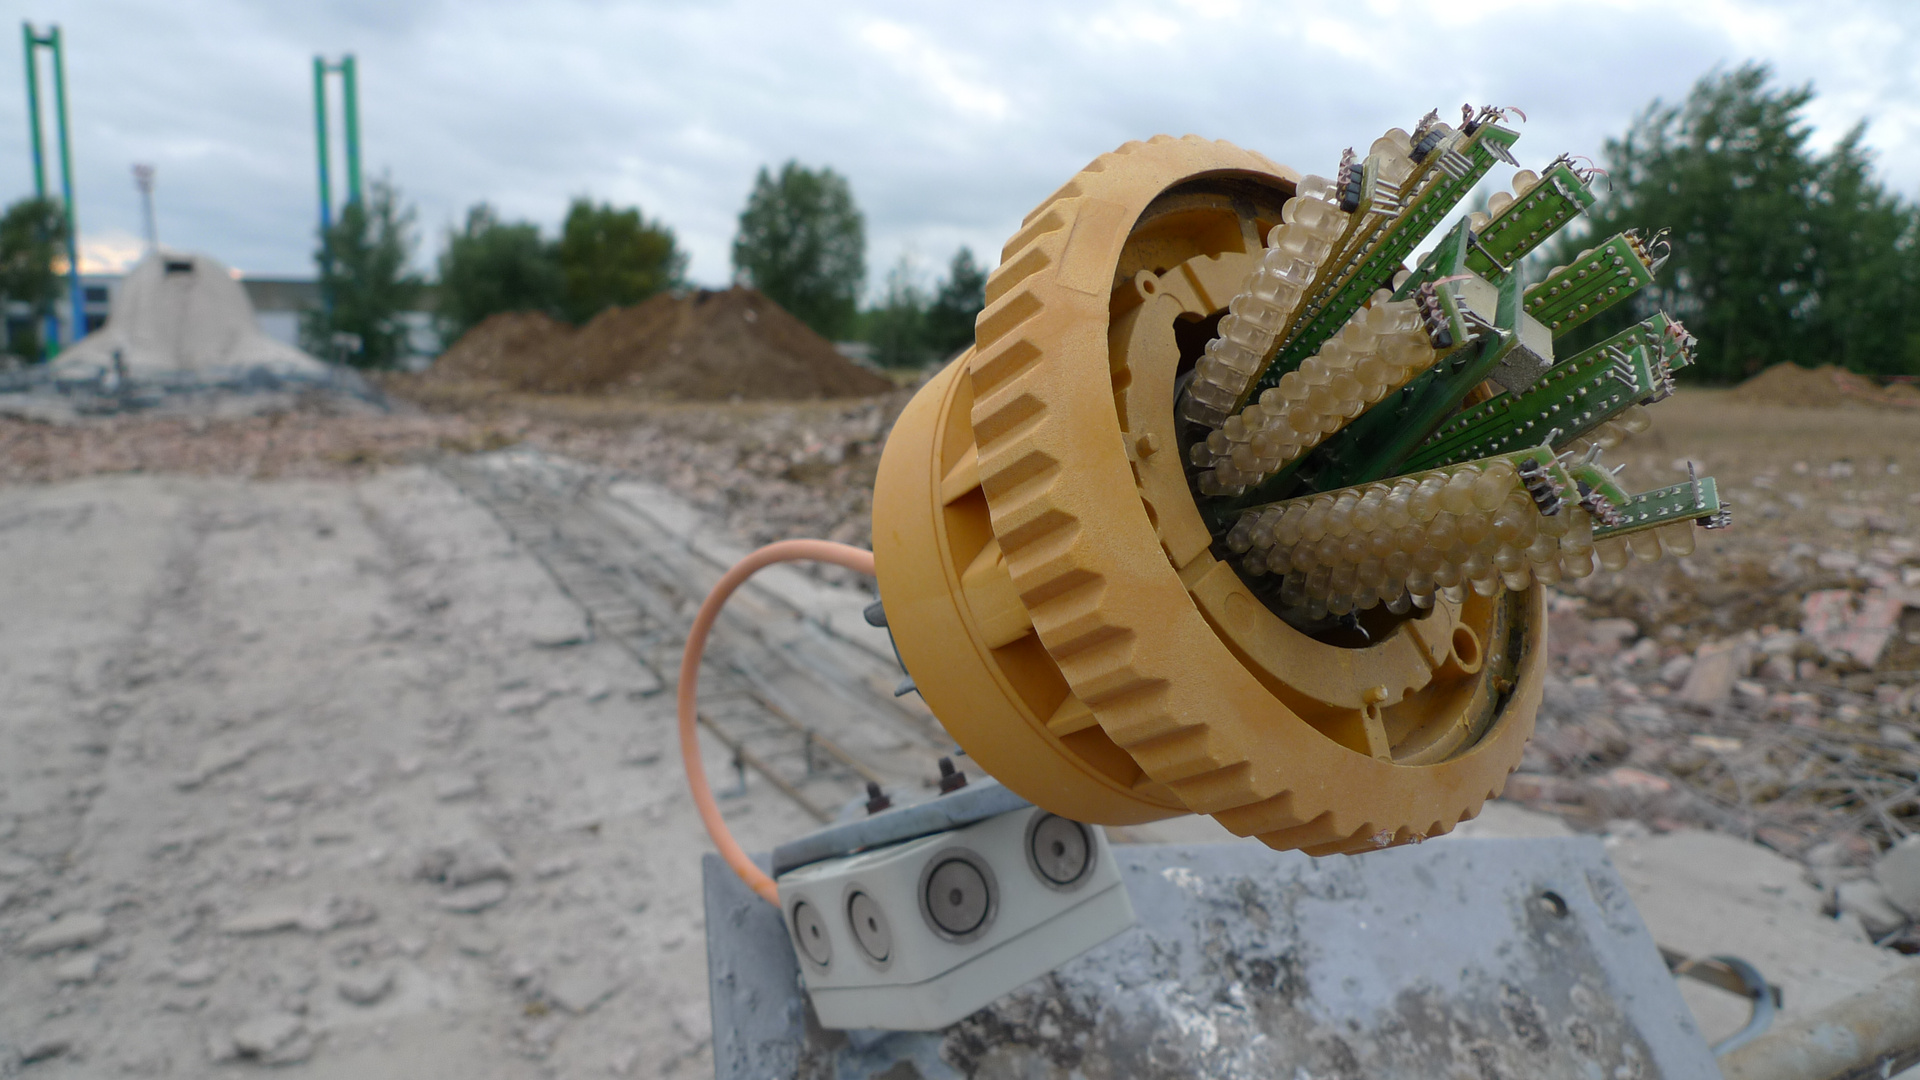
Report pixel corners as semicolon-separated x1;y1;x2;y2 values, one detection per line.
678;539;879;906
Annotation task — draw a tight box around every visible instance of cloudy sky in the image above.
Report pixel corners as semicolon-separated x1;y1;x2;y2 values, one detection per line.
9;0;1919;297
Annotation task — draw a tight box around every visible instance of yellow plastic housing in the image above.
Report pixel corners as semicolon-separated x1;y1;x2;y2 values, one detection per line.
871;136;1544;854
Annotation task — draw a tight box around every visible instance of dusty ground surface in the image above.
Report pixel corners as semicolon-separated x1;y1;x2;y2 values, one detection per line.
0;467;788;1076
1513;391;1920;943
1;381;1917;1075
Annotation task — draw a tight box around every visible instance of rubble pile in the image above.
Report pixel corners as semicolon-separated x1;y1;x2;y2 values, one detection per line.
1514;555;1920;953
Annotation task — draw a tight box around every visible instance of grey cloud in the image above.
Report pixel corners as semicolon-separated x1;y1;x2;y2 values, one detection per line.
10;0;1917;296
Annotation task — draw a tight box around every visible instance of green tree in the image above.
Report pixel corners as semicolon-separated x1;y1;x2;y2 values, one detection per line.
923;247;986;358
435;203;562;343
867;257;929;368
1551;63;1920;381
731;161;865;340
302;177;424;369
555;197;686;324
0;196;69;362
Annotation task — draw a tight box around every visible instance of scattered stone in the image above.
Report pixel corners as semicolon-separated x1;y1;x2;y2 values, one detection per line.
222;895;376;935
527;608;589;649
20;1036;71;1064
1758;630;1802;655
1875;835;1920;919
1816;549;1859;574
418;838;514;886
533;856;579;881
176;741;262;791
545;963;625;1015
1616;638;1660;669
1802;589;1903;668
1658;654;1693;688
434;879;509;914
1618;702;1671;731
1591;767;1673;796
670;999;712;1046
1501;773;1583;805
1836;879;1909;937
170;959;220;987
1866;510;1904;533
0;852;36;879
20;913;109;956
337;967;396;1006
494;688;558;715
1825;510;1866;533
228;1012;312;1064
1687;734;1744;753
1678;638;1752;708
220;903;306;936
304;894;378;932
1587;618;1639;651
1607;818;1651;837
54;953;101;984
433;773;484;801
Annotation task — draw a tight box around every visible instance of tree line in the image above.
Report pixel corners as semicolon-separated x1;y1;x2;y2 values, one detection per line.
4;64;1916;379
295;160;984;369
1548;63;1920;382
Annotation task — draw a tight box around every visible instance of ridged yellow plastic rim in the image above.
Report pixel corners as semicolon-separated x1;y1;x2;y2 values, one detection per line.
873;135;1544;852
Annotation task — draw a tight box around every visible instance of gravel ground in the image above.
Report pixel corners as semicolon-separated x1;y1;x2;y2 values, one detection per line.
0;465;828;1077
2;380;1918;1073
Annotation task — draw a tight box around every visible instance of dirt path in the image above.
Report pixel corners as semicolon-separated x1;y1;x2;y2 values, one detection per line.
0;463;883;1077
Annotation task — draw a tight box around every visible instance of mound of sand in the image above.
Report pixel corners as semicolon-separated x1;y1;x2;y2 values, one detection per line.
1730;363;1920;410
429;288;891;401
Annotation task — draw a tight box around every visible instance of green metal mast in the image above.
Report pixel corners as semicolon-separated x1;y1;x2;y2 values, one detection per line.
21;22;84;355
312;53;363;232
313;57;330;231
341;55;361;206
312;53;362;322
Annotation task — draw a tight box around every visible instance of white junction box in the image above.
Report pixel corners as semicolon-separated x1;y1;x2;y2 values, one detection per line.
774;802;1134;1031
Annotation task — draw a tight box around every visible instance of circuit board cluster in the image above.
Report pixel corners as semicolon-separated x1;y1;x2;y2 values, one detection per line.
1179;106;1727;627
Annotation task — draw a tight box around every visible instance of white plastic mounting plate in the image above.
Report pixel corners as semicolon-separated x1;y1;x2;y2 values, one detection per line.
774;806;1134;1031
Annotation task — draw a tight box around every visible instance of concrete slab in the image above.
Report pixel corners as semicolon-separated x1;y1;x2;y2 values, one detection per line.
707;838;1722;1079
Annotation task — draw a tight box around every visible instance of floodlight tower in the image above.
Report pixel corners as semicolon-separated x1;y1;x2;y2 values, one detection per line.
21;22;84;356
312;54;362;233
132;164;157;251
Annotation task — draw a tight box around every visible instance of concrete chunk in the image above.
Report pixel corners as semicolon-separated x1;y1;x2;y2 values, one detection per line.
1875;835;1920;919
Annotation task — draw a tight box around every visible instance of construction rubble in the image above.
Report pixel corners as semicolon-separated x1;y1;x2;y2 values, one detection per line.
0;364;1917;1074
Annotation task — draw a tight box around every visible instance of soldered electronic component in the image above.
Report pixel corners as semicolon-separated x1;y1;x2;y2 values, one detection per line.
865;117;1727;861
1168;103;1721;632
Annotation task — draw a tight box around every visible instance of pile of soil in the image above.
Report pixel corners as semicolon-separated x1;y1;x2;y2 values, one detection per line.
428;288;891;401
430;311;572;384
1729;363;1920;409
